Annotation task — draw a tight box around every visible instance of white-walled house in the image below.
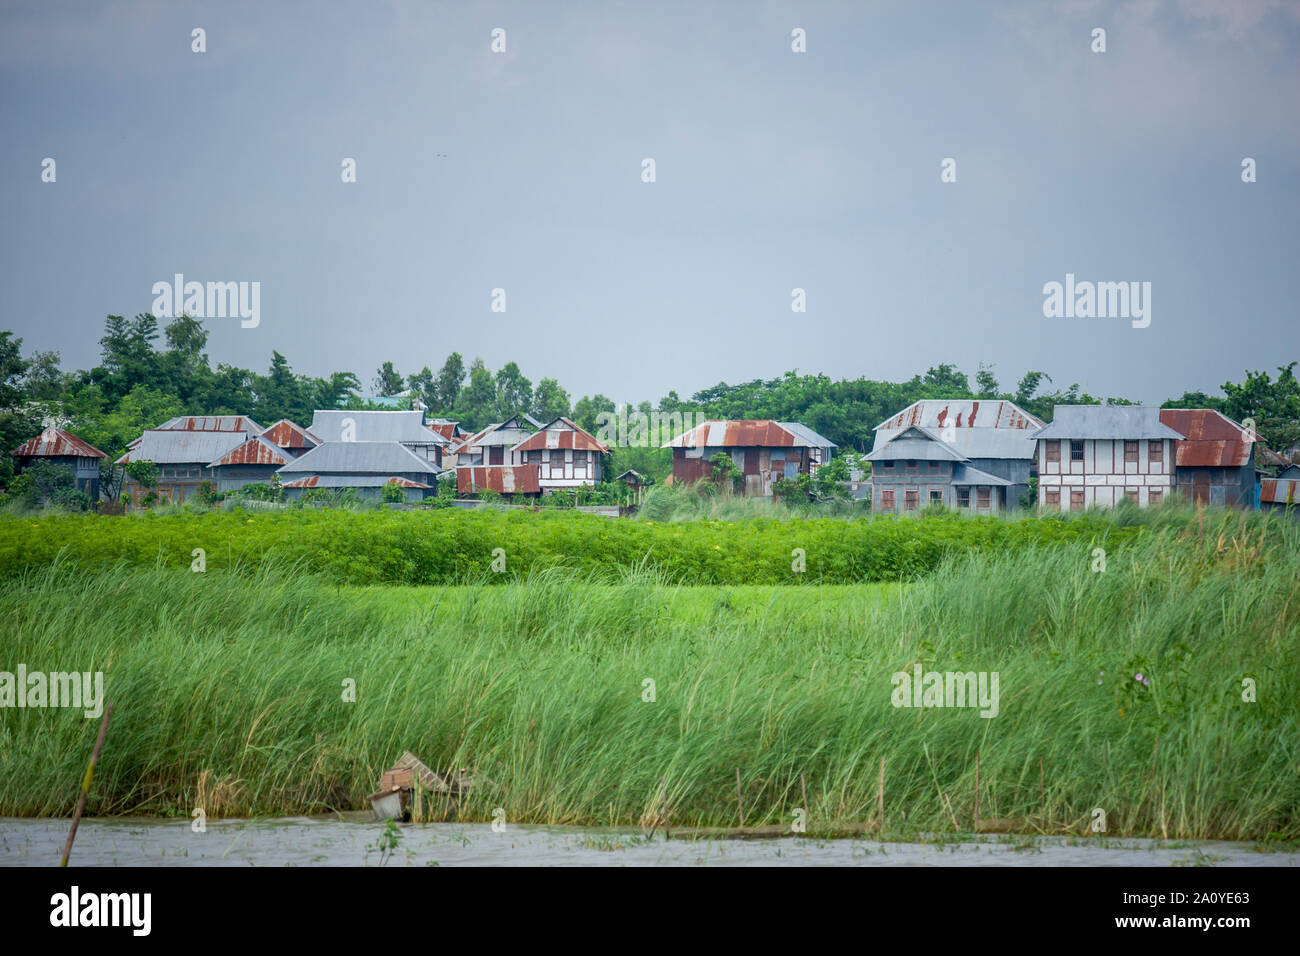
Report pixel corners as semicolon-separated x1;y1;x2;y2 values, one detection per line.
1034;405;1183;509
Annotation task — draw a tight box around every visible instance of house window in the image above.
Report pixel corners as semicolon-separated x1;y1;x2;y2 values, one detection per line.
1124;441;1138;463
528;450;543;464
906;460;917;474
976;487;991;510
1070;440;1084;462
881;460;894;471
956;487;970;508
1125;488;1139;503
1149;488;1162;506
881;490;895;511
1045;488;1060;508
489;446;504;465
1070;488;1084;511
904;490;919;511
929;490;942;504
550;450;564;468
1046;441;1060;463
1149;441;1163;463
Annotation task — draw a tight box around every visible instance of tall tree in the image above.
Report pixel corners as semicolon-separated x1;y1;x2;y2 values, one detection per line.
373;361;403;397
494;361;533;418
453;358;498;429
531;377;571;422
433;352;465;415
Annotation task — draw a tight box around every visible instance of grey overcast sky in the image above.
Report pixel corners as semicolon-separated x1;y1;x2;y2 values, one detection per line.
2;0;1298;406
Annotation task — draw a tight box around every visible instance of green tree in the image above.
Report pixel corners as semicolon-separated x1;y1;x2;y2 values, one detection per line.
433;352;466;415
531;377;571;422
453;358;498;429
495;361;533;419
572;394;615;433
374;361;404;397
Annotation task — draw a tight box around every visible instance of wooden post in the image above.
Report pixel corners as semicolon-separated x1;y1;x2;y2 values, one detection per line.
61;703;113;867
735;768;744;829
800;773;808;820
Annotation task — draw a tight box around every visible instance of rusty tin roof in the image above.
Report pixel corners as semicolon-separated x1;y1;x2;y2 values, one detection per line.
261;419;321;450
457;465;541;494
510;417;610;454
1159;409;1255;468
208;436;292;467
662;420;834;449
11;427;107;459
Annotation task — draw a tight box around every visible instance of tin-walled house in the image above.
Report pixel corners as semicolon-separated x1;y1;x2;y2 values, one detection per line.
117;427;254;505
867;400;1043;514
276;441;440;502
308;410;448;467
451;415;541;495
10;427;107;499
662;420;836;497
1034;405;1182;509
509;417;610;494
1157;409;1258;508
207;435;293;493
1260;463;1300;515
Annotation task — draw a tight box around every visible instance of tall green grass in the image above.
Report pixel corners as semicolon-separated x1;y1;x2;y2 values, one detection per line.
1;510;1296;838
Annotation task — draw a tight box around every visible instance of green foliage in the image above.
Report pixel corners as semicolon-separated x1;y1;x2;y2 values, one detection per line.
124;459;158;489
381;479;406;504
0;505;1174;586
3;460;89;511
707;452;743;493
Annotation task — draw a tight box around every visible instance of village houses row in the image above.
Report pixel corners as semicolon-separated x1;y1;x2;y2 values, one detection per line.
10;402;1300;513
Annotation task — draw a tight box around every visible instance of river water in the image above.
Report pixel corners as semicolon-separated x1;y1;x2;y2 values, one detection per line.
1;817;1295;866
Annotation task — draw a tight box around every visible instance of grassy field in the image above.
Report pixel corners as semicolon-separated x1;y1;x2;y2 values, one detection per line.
0;505;1147;585
1;505;1296;840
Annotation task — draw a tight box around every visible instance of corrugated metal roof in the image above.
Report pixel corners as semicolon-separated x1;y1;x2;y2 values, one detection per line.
282;474;433;489
451;418;536;452
662;420;831;449
875;400;1044;433
309;410;445;444
777;422;838;449
116;429;250;465
208;436;291;467
426;420;462;441
510;417;610;454
950;463;1012;486
277;441;439;475
1034;406;1184;441
1159;409;1254;468
872;401;1042;460
11;427;107;459
1260;478;1300;505
156;415;263;434
261;419;321;450
457;465;541;494
866;427;968;461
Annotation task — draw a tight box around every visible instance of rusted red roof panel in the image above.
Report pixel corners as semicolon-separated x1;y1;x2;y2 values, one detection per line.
427;422;459;441
1160;409;1253;468
511;418;610;454
11;427;106;459
261;419;320;449
666;420;799;448
457;465;541;494
1260;478;1300;505
209;437;290;467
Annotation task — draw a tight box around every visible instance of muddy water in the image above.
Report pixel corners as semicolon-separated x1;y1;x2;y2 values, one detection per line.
2;817;1295;866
